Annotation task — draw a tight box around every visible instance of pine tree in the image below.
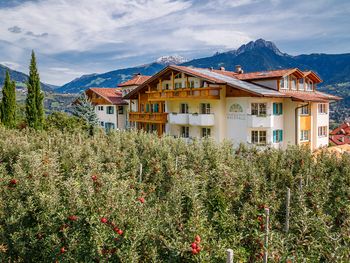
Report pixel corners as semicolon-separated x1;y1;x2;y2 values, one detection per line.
26;51;44;129
73;92;99;134
0;71;17;128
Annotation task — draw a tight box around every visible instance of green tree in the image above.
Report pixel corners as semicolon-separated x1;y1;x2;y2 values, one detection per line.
72;92;99;135
25;51;44;129
0;71;16;128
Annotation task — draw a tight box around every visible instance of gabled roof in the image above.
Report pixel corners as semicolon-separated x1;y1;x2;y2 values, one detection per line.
235;69;294;80
280;90;341;102
330;135;350;145
118;74;151;87
86;88;128;105
330;122;350;135
123;65;287;99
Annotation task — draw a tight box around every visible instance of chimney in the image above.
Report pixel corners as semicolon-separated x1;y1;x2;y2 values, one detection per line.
235;65;244;74
220;67;225;71
133;73;141;77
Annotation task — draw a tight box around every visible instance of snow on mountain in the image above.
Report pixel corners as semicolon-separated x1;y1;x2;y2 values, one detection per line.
156;55;188;65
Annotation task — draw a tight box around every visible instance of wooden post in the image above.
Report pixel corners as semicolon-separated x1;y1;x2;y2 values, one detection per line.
226;249;233;263
285;187;290;233
263;208;269;263
139;163;143;183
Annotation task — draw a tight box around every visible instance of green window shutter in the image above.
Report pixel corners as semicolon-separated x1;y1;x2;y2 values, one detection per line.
280;103;283;115
155;104;159;113
279;130;283;141
273;130;276;143
273;103;277;115
146;104;150;112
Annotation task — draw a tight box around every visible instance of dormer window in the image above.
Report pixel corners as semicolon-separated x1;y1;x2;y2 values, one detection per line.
291;76;297;90
306;79;313;91
174;73;181;79
298;79;304;90
280;77;288;90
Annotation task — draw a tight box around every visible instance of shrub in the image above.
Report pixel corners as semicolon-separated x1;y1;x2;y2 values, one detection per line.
0;128;349;262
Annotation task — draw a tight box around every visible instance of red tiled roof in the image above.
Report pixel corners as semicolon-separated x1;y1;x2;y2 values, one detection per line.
330;135;350;145
280;91;341;102
118;75;151;87
235;69;295;80
88;88;128;105
330;122;350;135
170;65;227;84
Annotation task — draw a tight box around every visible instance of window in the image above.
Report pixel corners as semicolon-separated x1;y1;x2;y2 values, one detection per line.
189;80;195;88
291;76;297;90
146;104;150;112
118;106;124;114
174;73;181;79
318;126;327;137
165;83;170;90
280;77;288;89
306;80;313;91
298;79;304;90
251;103;267;116
152;103;159;113
300;105;309;115
300;130;310;141
202;128;211;137
273;130;283;143
174;82;182;89
200;103;211;114
97;106;104;111
229;104;243;113
105;122;115;132
140;104;144;112
106;106;114;114
181;126;189;138
180;103;189;114
251;130;267;145
273;103;283;115
318;104;327;114
100;121;104;127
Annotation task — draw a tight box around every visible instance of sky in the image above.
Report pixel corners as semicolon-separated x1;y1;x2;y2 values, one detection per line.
0;0;349;86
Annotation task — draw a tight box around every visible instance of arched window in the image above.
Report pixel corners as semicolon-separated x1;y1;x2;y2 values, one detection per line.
229;104;243;113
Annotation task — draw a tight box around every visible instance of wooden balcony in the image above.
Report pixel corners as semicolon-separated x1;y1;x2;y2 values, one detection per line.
129;112;168;123
146;87;221;101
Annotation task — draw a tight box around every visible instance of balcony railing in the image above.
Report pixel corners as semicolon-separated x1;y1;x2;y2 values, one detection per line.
146;87;221;101
129;112;168;123
247;114;273;128
168;113;189;125
189;113;215;126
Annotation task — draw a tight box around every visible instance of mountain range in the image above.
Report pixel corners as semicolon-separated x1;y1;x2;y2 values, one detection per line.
56;39;350;94
0;64;55;91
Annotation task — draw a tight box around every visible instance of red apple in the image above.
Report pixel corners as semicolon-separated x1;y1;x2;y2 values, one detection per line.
138;197;145;203
195;235;201;243
191;242;197;249
117;229;123;235
91;175;97;181
68;215;78;221
60;247;66;254
10;179;17;185
100;217;108;224
191;248;199;255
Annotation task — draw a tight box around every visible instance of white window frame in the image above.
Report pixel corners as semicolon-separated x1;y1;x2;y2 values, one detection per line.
300;105;310;115
300;130;310;141
298;78;304;91
97;106;104;111
318;103;327;114
251;103;267;116
106;106;114;114
306;79;313;91
280;76;288;90
180;103;189;114
251;130;267;145
290;76;297;90
181;126;189;138
318;126;327;137
200;103;211;114
202;127;211;138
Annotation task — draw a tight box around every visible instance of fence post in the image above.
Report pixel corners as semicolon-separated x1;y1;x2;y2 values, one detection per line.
263;208;270;263
285;187;291;233
139;163;143;183
226;249;233;263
